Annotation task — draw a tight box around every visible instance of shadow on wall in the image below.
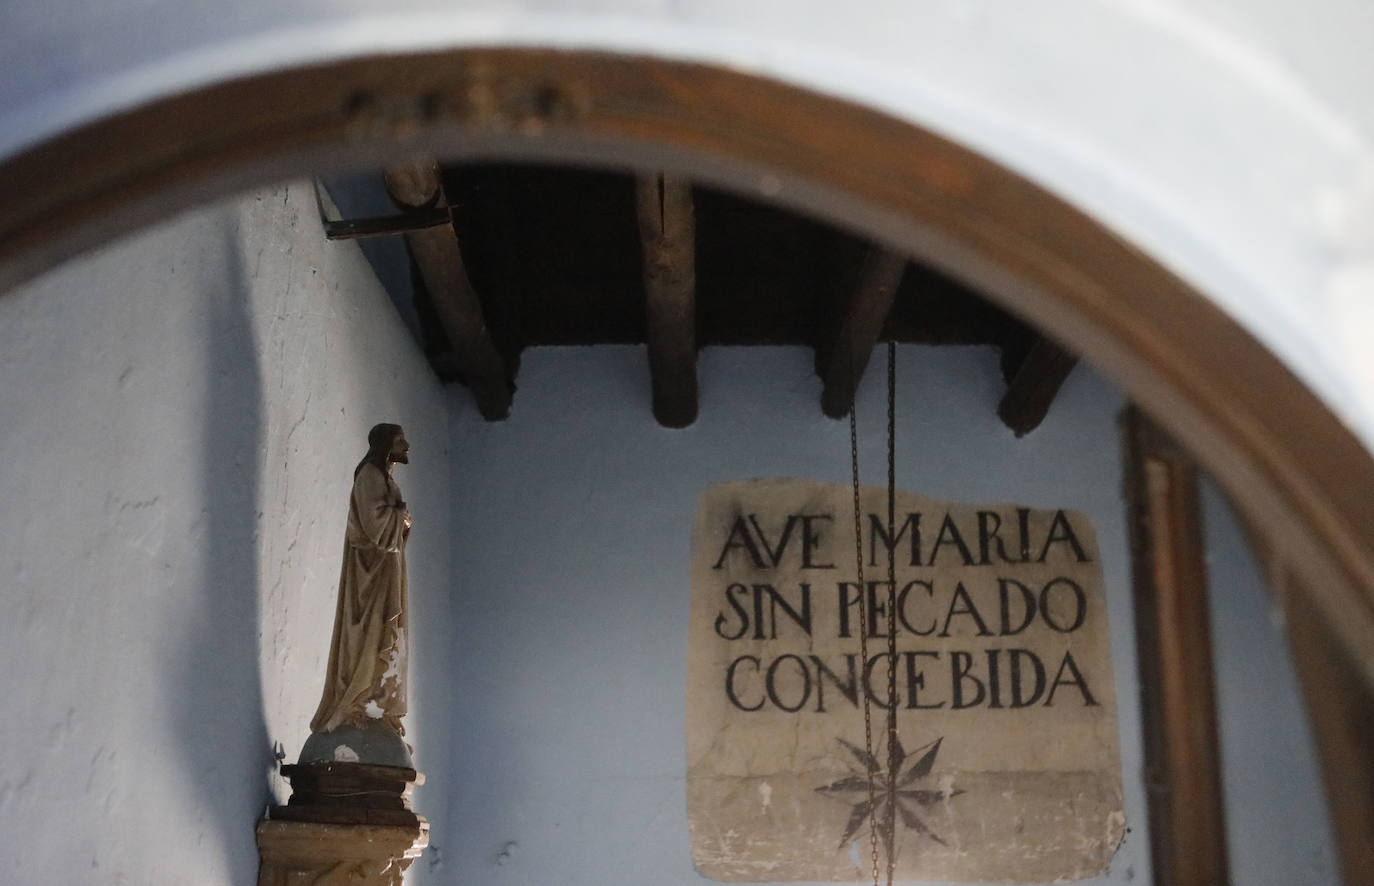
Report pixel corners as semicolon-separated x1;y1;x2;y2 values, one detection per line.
165;221;273;884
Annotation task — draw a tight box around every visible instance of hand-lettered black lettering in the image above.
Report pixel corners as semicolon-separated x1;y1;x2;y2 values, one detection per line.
904;651;945;709
725;655;765;711
748;583;813;639
929;513;975;566
868;512;923;567
951;650;986;709
811;654;859;711
998;578;1038;636
896;580;937;636
1016;508;1032;562
799;514;836;569
1008;648;1047;707
713;516;767;569
836;581;862;638
1039;577;1087;633
977;510;1012;564
939;582;993;637
1045;651;1098;706
1037;510;1091;563
765;654;813;712
713;583;752;640
749;514;800;567
985;648;1003;708
864;581;892;639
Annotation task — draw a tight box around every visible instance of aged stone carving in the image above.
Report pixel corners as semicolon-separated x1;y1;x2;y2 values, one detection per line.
255;819;427;886
686;478;1124;882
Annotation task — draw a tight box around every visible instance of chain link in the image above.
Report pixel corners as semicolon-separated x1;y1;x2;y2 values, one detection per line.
849;332;901;886
848;350;882;886
885;339;898;886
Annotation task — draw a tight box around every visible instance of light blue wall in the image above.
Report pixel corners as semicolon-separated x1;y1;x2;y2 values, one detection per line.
1203;484;1339;883
440;345;1152;886
436;343;1338;886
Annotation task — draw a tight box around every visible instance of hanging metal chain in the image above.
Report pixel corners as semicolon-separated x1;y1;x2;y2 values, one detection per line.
849;338;901;886
848;346;882;886
884;339;899;886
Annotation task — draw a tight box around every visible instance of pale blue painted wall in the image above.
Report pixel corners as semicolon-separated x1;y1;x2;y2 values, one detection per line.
440;345;1152;885
1203;484;1339;883
435;344;1337;886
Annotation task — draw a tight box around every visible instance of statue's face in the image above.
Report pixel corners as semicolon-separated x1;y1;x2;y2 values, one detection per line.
389;430;410;465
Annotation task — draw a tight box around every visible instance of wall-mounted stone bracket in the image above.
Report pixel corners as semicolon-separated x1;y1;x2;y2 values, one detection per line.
255;818;428;886
256;761;427;885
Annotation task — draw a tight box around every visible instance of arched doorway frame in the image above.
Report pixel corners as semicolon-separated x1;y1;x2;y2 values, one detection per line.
1;47;1371;872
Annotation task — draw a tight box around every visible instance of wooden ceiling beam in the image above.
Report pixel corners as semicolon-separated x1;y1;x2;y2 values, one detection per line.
383;159;512;420
997;336;1078;436
819;248;906;418
635;172;698;428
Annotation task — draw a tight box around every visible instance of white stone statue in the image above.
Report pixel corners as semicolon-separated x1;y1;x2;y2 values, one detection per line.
310;423;412;739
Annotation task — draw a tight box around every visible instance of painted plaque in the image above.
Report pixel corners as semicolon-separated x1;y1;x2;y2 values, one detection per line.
686;479;1124;882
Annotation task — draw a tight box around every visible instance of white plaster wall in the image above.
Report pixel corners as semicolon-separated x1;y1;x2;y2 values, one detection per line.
444;346;1153;885
0;183;453;885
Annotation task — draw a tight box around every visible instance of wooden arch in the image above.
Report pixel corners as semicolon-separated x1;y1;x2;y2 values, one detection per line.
1;48;1370;878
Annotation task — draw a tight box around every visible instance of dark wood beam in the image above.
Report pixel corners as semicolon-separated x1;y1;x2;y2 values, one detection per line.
635;172;698;428
998;336;1078;435
382;159;442;209
819;248;906;418
1121;410;1231;886
383;159;512;420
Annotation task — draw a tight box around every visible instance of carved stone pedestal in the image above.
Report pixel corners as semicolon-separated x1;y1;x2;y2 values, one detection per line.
255;818;427;886
256;762;427;885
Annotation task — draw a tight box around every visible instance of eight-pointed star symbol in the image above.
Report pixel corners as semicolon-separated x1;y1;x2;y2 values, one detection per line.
815;735;962;859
